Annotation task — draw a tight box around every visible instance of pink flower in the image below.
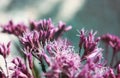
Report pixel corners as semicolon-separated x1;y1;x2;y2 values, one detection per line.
20;31;40;52
2;20;28;36
0;71;6;78
10;57;33;78
101;34;120;67
30;18;72;40
101;34;120;52
1;19;120;78
44;39;81;78
0;42;11;58
78;29;100;60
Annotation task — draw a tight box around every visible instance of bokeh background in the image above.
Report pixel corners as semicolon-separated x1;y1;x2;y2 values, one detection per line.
0;0;120;48
0;0;120;74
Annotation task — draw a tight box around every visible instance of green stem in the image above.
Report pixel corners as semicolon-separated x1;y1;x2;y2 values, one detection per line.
41;60;46;72
110;50;115;67
31;67;36;78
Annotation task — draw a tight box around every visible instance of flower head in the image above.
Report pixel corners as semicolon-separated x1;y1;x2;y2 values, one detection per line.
76;59;109;78
101;34;120;67
0;42;11;58
2;20;28;36
20;31;40;52
30;18;72;40
78;29;100;60
101;34;120;52
10;57;33;78
1;19;120;78
0;71;6;78
44;39;81;78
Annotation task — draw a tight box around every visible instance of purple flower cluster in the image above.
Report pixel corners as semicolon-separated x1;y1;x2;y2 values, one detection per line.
78;29;100;59
101;34;120;52
44;39;81;78
10;57;33;78
0;42;11;58
2;21;28;36
101;34;120;68
0;42;11;78
30;19;72;40
0;19;120;78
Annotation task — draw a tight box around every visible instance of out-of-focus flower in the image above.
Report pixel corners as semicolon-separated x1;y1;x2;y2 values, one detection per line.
0;71;6;78
20;19;72;54
101;34;120;67
30;19;56;44
108;68;116;78
30;19;72;40
26;53;33;69
10;57;33;78
20;31;40;52
101;34;120;52
0;42;11;58
116;64;120;78
117;64;120;74
1;20;28;36
54;21;72;39
76;59;109;78
30;19;54;31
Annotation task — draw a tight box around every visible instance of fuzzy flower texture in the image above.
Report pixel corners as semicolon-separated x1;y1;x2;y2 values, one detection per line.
0;18;120;78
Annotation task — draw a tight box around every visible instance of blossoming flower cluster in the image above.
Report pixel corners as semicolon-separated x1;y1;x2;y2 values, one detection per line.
0;18;120;78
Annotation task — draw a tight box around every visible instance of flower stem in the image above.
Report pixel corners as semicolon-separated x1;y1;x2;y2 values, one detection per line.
110;50;115;67
105;44;108;57
41;60;46;72
31;67;36;78
4;58;9;78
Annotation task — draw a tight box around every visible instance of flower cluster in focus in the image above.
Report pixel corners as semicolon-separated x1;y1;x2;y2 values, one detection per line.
0;18;120;78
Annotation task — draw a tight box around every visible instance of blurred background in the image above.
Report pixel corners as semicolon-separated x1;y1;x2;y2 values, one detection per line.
0;0;120;47
0;0;120;74
0;0;120;48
